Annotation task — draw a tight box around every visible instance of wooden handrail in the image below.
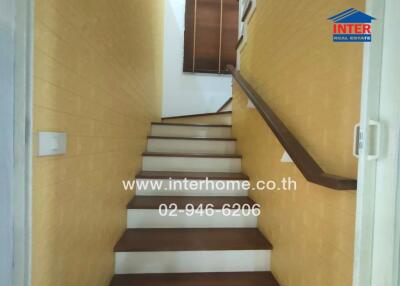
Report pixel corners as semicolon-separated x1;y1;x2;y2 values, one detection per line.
227;65;357;190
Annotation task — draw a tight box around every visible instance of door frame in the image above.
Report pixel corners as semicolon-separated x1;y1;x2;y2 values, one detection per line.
353;0;400;285
0;0;17;284
13;0;34;285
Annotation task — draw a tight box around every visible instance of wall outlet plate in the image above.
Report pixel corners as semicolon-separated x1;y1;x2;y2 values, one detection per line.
37;132;67;156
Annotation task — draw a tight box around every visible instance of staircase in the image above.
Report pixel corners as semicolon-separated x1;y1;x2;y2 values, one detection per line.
110;111;280;286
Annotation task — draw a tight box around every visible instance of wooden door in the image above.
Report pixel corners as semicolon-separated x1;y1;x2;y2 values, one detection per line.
184;0;238;74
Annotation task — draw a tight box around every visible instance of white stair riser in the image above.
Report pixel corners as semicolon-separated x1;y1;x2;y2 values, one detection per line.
135;179;249;196
127;210;257;228
162;114;232;125
151;125;231;138
147;139;236;154
142;157;241;172
115;250;271;274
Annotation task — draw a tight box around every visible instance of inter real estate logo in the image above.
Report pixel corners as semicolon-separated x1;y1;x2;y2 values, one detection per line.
328;8;376;42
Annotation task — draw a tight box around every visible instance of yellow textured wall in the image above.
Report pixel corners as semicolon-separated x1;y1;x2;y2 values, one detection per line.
233;1;363;286
32;0;164;285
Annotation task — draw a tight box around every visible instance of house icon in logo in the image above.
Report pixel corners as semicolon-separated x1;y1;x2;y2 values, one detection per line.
328;8;376;42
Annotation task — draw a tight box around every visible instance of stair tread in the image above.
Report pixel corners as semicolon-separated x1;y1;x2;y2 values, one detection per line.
136;171;249;180
148;136;236;141
152;122;232;127
142;152;242;158
114;228;272;252
162;111;232;120
128;196;256;209
110;272;280;286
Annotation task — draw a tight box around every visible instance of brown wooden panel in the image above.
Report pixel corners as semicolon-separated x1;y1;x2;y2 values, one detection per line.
184;0;239;74
221;0;238;71
183;0;196;72
114;228;273;252
142;152;242;158
194;0;222;73
152;122;232;127
148;136;236;141
110;272;281;286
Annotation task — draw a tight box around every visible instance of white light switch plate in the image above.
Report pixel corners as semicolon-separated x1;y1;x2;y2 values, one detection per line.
37;132;67;156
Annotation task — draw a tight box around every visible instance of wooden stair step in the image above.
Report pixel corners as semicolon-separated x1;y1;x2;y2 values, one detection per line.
110;272;280;286
162;111;232;120
114;228;272;252
152;122;232;127
142;152;242;158
148;136;236;141
135;171;249;180
128;196;256;209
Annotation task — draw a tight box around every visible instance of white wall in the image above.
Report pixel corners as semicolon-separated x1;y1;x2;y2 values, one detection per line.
162;0;232;117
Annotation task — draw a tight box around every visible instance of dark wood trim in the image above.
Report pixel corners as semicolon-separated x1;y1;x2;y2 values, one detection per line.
183;0;238;75
110;272;281;286
241;0;253;22
152;122;232;128
148;136;236;141
162;111;232;120
236;35;244;50
217;97;233;112
142;152;242;159
135;171;249;180
227;65;357;190
114;228;272;252
183;67;232;75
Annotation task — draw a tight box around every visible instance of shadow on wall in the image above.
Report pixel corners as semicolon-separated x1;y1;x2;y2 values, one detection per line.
162;0;232;117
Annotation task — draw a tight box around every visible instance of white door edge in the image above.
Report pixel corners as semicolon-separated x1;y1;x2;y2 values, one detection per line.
353;0;400;285
12;0;34;285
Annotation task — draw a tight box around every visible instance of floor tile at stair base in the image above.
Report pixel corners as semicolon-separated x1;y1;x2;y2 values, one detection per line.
115;250;271;274
127;210;257;228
